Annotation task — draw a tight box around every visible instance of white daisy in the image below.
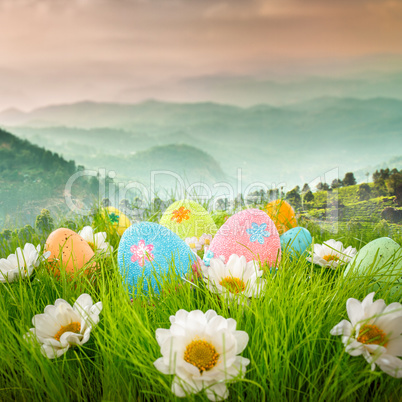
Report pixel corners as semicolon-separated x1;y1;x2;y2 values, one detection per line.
78;226;113;256
199;234;213;248
330;292;402;378
307;239;357;269
185;236;202;253
201;254;266;301
24;293;103;359
0;243;50;283
154;309;250;401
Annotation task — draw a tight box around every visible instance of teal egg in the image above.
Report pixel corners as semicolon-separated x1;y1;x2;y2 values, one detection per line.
344;237;402;296
280;227;312;258
117;222;196;295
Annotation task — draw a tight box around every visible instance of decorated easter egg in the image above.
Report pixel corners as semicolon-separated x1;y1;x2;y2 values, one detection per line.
344;237;402;295
160;199;217;240
118;222;197;294
204;208;281;267
280;227;312;258
265;199;297;234
104;206;131;236
45;228;95;274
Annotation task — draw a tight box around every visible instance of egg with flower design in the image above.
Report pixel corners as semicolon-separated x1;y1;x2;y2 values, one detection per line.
160;199;217;240
204;208;281;268
265;199;297;235
104;206;131;236
118;222;197;294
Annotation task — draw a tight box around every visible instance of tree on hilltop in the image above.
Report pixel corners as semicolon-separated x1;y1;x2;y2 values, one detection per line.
386;171;402;195
373;168;390;183
343;172;356;187
304;190;314;202
358;183;371;201
372;168;402;202
331;179;342;189
286;186;301;206
35;209;54;235
316;182;330;191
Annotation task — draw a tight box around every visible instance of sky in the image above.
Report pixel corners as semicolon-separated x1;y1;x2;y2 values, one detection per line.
1;0;402;110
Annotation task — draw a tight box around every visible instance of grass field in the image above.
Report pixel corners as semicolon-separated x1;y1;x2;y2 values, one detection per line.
0;203;401;401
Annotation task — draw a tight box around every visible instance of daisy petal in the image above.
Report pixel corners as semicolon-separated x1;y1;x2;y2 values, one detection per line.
387;337;402;357
346;298;363;326
376;354;402;378
330;320;353;336
205;382;229;401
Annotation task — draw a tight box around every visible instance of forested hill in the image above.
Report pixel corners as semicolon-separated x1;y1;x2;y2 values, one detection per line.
0;128;94;229
0;128;76;180
104;143;229;185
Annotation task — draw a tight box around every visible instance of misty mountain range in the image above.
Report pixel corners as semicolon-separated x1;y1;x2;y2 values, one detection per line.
1;96;401;192
2;61;402;110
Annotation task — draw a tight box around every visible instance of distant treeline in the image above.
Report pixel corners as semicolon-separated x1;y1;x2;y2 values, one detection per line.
281;169;402;207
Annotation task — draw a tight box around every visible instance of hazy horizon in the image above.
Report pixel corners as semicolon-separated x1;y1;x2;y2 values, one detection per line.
1;0;402;110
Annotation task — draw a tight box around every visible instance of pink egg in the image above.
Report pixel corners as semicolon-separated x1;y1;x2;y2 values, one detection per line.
204;209;281;268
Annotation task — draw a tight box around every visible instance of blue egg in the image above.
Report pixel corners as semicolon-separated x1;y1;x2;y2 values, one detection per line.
117;222;196;294
280;227;312;259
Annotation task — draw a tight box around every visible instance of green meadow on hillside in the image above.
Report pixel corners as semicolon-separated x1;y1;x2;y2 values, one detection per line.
300;183;401;233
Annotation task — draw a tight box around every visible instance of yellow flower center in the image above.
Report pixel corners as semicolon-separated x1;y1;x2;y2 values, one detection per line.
189;243;196;249
219;277;246;294
184;339;219;373
323;254;339;262
357;324;388;346
204;238;211;245
54;322;81;341
87;241;96;252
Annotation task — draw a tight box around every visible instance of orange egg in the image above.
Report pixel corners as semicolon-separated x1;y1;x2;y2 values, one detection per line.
265;200;297;235
45;228;95;275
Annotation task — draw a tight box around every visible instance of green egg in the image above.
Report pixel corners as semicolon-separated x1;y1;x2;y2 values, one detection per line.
160;199;218;240
344;237;402;296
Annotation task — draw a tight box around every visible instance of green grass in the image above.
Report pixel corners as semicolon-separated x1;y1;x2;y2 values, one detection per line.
0;206;401;401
